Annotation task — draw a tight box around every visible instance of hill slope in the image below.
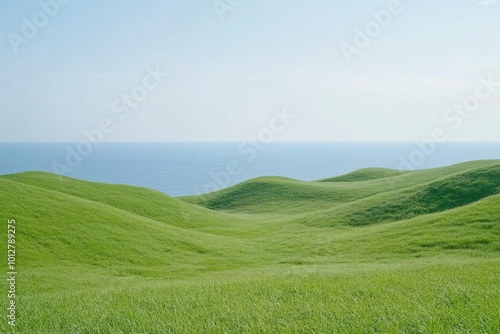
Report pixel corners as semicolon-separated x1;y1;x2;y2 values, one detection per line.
0;174;259;276
301;164;500;226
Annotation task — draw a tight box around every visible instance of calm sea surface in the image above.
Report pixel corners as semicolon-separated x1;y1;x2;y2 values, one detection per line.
1;142;499;196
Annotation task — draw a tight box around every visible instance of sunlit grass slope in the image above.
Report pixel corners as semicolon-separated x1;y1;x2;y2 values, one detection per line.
1;160;499;333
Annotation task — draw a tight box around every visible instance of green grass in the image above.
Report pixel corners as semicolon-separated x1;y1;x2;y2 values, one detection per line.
318;167;409;182
1;160;500;333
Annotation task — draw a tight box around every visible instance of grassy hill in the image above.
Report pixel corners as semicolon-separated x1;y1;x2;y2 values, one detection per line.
318;167;409;182
1;160;500;333
181;159;500;215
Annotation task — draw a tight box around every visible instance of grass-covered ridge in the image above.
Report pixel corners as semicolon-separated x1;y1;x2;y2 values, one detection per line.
183;159;500;215
318;167;409;182
1;160;500;333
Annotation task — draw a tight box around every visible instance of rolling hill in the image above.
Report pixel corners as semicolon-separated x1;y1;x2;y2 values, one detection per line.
1;160;499;333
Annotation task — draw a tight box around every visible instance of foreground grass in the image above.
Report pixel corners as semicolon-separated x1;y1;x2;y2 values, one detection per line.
8;260;500;333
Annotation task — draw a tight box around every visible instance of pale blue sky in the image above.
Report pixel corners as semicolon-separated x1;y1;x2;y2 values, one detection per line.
1;0;499;142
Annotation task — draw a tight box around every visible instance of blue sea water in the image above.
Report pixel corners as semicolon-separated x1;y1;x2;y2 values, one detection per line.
0;142;499;196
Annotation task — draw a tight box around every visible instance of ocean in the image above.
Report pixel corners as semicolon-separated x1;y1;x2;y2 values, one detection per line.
1;142;499;196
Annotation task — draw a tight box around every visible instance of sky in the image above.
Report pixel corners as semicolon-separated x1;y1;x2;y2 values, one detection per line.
1;0;499;142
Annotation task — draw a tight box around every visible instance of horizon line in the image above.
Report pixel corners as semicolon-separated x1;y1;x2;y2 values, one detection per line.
2;140;500;144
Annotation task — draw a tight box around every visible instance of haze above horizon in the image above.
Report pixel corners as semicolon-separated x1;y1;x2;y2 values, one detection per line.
1;0;499;142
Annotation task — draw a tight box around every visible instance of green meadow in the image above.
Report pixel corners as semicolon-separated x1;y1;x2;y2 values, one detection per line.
1;160;500;333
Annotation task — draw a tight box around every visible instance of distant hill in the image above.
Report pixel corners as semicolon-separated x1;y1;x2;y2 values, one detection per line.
182;160;500;214
318;167;409;182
